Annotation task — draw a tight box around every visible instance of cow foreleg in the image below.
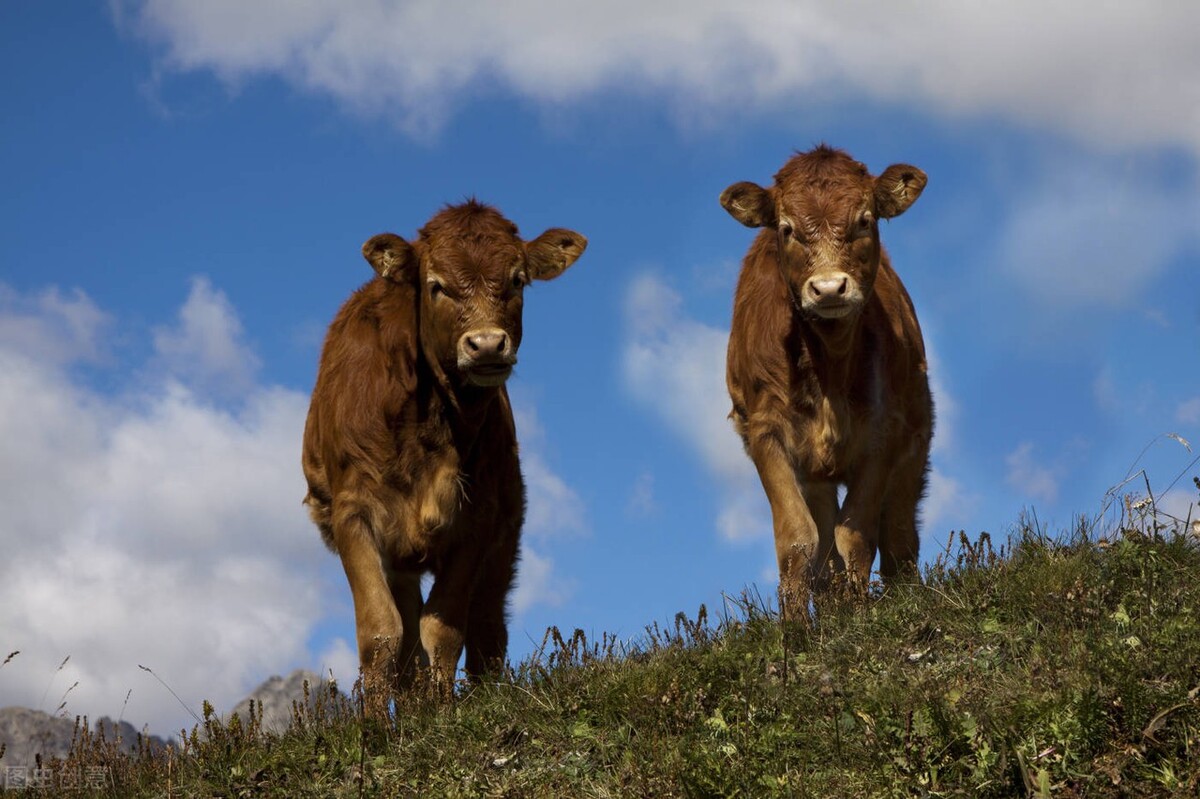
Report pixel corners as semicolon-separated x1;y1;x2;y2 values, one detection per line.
750;438;821;622
332;509;404;701
879;454;928;583
385;569;427;685
835;469;887;589
801;481;840;592
420;553;480;697
463;535;517;682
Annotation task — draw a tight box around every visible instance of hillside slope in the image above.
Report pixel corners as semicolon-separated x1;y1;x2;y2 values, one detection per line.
11;520;1200;797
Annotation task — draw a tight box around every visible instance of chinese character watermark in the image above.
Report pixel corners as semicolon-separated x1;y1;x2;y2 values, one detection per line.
2;765;110;791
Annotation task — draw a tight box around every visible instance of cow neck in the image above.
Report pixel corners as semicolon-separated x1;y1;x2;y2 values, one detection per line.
795;312;864;391
416;352;500;442
448;382;502;431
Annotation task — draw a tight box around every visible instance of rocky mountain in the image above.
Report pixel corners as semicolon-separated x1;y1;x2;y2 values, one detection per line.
225;669;345;734
0;707;166;768
0;668;345;770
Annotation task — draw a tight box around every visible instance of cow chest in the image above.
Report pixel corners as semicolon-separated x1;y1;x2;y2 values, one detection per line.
375;413;470;559
381;403;516;564
789;357;884;482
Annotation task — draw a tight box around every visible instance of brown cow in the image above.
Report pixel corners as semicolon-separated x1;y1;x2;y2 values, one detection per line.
720;145;933;617
302;200;586;693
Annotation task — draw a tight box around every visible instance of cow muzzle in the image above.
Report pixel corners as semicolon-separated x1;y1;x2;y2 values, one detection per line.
800;272;863;320
457;328;517;386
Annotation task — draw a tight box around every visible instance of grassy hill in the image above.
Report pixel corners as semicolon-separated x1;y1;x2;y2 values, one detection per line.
11;510;1200;797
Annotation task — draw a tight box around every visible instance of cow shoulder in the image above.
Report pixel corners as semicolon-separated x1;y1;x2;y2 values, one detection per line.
861;256;932;447
727;234;804;434
870;255;927;377
310;280;420;477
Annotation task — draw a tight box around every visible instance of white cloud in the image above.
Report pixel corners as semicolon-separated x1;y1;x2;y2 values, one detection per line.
0;284;111;365
713;486;773;544
509;546;571;616
152;277;261;396
621;274;769;542
921;328;974;534
314;636;358;692
627;470;657;518
511;396;587;541
1094;366;1120;413
622;275;745;483
926;340;957;458
119;1;1200;154
508;390;586;614
1158;488;1199;533
1092;363;1158;418
0;281;320;737
1005;441;1060;505
999;164;1200;312
923;468;965;537
1177;397;1200;425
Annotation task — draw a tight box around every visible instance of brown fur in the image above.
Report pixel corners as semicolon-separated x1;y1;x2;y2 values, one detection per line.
302;200;586;693
720;146;933;617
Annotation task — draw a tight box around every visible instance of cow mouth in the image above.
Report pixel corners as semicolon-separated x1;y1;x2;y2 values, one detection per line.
464;362;514;386
806;303;854;319
804;301;856;320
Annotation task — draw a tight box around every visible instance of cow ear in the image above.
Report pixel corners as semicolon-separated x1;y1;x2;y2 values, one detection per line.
720;181;776;228
874;164;927;219
362;233;417;282
526;228;588;281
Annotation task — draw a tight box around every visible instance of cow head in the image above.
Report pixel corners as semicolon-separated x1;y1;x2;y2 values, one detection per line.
362;201;587;388
720;146;925;322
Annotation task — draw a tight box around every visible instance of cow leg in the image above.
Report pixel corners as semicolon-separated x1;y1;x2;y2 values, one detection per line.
332;509;404;697
385;569;426;684
801;480;840;592
463;538;516;681
835;469;888;589
749;438;820;620
420;552;479;696
879;457;928;583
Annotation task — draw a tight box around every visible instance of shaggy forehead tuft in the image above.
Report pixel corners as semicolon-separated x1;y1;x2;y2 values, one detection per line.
775;145;870;191
419;201;527;282
419;199;521;243
774;145;874;221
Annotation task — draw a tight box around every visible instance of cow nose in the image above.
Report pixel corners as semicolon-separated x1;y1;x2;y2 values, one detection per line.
806;274;848;300
464;329;508;358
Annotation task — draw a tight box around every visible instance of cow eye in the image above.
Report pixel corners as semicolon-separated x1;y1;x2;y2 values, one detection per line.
428;280;444;299
779;223;794;239
510;272;527;291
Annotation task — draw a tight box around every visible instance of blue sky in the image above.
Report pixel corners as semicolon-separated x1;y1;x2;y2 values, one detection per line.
2;2;1198;736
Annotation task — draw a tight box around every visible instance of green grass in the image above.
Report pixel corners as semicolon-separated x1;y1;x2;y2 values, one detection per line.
18;512;1200;797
